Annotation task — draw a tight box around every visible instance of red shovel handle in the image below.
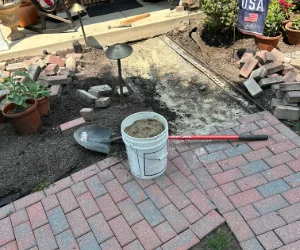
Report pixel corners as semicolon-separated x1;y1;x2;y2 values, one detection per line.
168;134;268;141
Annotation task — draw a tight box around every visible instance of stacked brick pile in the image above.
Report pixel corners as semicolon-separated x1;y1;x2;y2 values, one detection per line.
239;48;300;121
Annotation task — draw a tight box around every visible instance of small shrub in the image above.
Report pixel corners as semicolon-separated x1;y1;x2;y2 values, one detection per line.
201;0;238;35
264;0;285;36
205;228;233;250
291;16;300;30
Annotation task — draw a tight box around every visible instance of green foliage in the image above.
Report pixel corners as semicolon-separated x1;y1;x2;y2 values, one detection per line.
0;71;50;108
264;0;285;37
32;182;51;192
201;0;238;35
291;16;300;30
205;229;233;250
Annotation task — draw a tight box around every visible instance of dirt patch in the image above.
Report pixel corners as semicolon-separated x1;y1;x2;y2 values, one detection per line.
0;48;148;206
167;18;300;134
124;119;165;138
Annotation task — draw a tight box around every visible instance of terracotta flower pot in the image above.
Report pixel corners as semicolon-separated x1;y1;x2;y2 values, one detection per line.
286;22;300;46
0;95;6;124
18;0;38;28
2;98;40;135
255;33;282;52
37;96;50;116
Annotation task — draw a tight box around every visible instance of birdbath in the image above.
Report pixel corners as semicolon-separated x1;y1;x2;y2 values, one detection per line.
105;43;133;99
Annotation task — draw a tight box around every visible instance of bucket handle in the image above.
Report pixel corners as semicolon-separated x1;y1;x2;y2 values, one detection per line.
130;145;168;161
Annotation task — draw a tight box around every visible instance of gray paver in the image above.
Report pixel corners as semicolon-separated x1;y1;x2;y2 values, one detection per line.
257;179;291;198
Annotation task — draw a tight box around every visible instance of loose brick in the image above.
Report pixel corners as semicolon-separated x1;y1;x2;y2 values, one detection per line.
97;156;122;171
249;67;267;80
77;232;101;250
168;171;195;193
192;168;217;190
229;188;263;208
14;191;45;211
206;163;223;175
243;148;273;163
110;163;133;185
154;221;177;243
105;178;129;203
240;238;264;250
0;204;15;221
137;199;165;227
46;206;69;235
275;220;300;244
60;117;86;135
220;182;241;196
224;210;254;242
239;160;270;177
145;184;171;209
50;85;62;96
180;204;203;224
255;51;266;64
87;213;113;244
45;55;65;67
44;63;59;75
254;194;289;215
153;174;173;189
265;152;295;168
108;215;136;246
236;173;268;191
198;150;228;166
132;220;161;250
164;184;191;210
14;221;36;250
71;181;88;197
34;224;58;250
278;202;300;223
171;156;192;177
76;192;100;218
27;202;48;230
289;148;300;160
0;218;14;248
84;175;107;199
275;123;299;139
218;155;248;171
186;189;215;214
117;198;143;226
259;76;283;88
98;169;115;183
6;63;26;72
44;176;74;196
79;108;94;121
261;164;293;182
248;212;286;235
257;231;283;250
240;57;258;78
282;187;300;204
160;204;189;233
10;209;28;227
238;204;260;221
96;193;120;220
213;168;244;186
224;144;252;158
243;78;263;97
57;188;79;213
240;53;253;66
207;187;235;214
123;240;144;250
264;61;284;75
55;229;79;250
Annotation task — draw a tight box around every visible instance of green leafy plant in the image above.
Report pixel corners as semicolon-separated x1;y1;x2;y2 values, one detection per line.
205;228;233;250
291;16;300;29
0;71;50;108
32;182;51;192
201;0;238;35
264;0;285;36
279;0;295;20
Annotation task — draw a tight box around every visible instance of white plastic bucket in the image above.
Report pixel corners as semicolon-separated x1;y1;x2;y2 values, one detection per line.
121;112;169;179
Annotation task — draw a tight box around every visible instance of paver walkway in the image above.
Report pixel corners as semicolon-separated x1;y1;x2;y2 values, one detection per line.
1;111;300;250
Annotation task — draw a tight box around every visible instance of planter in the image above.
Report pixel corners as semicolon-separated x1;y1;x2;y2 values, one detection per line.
286;22;300;46
37;96;50;116
18;0;38;28
0;95;6;124
255;33;282;52
2;98;40;135
0;0;25;41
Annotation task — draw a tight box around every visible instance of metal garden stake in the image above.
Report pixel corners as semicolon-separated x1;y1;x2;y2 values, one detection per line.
70;3;87;45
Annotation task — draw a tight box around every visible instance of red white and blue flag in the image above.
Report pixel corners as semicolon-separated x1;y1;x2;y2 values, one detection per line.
244;13;258;23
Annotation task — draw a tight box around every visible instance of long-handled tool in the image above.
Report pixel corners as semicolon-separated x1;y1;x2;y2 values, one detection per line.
74;125;268;154
120;13;150;25
108;24;132;29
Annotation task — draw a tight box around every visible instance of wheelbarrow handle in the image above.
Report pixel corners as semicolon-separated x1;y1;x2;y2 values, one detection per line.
168;134;268;141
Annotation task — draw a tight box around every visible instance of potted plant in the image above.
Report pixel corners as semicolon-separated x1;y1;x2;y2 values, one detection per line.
256;0;285;51
286;16;300;45
279;0;294;25
0;72;40;135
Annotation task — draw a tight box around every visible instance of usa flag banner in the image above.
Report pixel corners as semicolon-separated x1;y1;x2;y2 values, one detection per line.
237;0;271;36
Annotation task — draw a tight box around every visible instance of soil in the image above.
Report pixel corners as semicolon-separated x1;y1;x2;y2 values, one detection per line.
6;103;33;115
124;119;165;138
0;48;148;206
167;18;300;134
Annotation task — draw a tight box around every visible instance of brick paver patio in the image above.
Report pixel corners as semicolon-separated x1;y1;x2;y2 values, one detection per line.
1;111;300;249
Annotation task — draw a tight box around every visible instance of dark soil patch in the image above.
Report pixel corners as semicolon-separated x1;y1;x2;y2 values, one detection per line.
167;18;300;134
191;224;241;250
124;119;165;138
0;48;150;206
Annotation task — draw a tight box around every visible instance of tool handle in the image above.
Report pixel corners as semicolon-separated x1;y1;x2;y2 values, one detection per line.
168;134;268;141
238;134;269;141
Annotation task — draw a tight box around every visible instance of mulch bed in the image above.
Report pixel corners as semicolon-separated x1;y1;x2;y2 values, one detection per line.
0;48;148;206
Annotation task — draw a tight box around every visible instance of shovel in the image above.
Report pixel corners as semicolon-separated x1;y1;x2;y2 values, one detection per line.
74;125;268;154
